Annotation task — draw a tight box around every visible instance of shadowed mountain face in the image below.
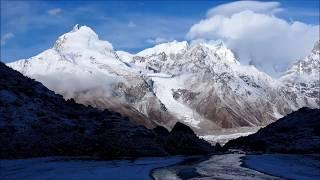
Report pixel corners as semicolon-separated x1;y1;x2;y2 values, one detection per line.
0;62;213;159
224;107;320;153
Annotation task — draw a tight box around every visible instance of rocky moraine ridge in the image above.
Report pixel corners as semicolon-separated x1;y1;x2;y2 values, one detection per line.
0;62;213;159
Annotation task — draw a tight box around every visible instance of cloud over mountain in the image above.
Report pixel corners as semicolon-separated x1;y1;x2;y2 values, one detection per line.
206;1;283;17
187;1;319;76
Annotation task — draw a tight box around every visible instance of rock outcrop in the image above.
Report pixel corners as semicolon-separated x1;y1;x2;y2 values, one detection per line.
154;122;214;155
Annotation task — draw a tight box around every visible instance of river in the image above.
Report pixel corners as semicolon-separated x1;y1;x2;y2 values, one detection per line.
1;154;319;180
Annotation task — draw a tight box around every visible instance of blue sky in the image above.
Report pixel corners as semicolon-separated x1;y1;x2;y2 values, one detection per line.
1;0;319;63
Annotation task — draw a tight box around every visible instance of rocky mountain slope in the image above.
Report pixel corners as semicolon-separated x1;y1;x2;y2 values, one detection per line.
224;107;320;153
0;62;213;159
280;40;320;103
7;25;319;138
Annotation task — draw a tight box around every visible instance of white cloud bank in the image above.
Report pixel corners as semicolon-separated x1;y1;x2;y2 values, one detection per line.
187;1;319;76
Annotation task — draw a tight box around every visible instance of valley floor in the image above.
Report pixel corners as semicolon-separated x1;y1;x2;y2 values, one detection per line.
1;154;319;180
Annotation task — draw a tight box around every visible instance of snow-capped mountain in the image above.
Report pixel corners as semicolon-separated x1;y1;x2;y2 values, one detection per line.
280;40;319;104
128;40;318;134
7;25;319;139
8;25;175;129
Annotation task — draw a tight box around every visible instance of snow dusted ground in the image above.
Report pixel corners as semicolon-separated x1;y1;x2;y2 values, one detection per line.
244;154;320;180
0;156;184;180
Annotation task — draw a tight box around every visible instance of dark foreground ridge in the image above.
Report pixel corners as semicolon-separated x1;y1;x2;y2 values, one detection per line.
0;62;213;159
154;122;214;155
224;107;320;153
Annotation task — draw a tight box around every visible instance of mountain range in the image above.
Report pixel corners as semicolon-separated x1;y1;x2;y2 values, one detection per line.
7;25;319;141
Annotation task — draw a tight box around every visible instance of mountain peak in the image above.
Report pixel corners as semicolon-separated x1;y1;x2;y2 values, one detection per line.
312;40;320;53
280;40;320;100
187;40;240;65
71;24;80;32
137;40;189;56
70;24;95;34
68;24;98;37
53;24;113;52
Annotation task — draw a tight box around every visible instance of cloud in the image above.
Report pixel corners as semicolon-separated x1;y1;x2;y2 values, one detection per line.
34;72;116;101
187;1;319;76
128;21;136;28
146;37;173;44
207;1;283;17
97;15;195;51
47;8;62;16
1;33;14;46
